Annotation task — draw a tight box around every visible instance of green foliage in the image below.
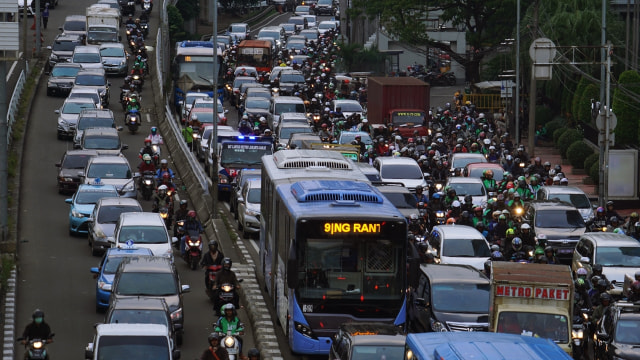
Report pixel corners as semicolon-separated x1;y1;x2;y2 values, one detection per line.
589;160;600;185
561;80;576;119
336;43;385;73
567;141;593;169
571;77;589;122
612;70;640;146
544;118;565;140
557;128;583;158
175;0;199;21
583;152;599;173
535;105;553;127
167;5;184;41
553;127;568;145
542;77;563;115
578;84;599;124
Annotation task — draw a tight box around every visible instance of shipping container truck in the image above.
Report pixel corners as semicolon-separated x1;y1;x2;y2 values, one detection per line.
489;262;574;356
86;5;120;45
404;332;572;360
366;77;430;138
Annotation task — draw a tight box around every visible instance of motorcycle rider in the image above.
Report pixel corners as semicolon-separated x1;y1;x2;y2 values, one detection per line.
180;210;204;256
173;199;189;237
213;258;241;314
126;93;141;112
139;138;157;162
605;200;625;224
587;207;608;231
214;303;245;353
21;309;53;348
199;333;229;360
544;246;559;264
481;169;497;192
592;292;612;325
414;185;429;205
152;184;172;213
137;153;156;173
624;212;640;234
156;159;175;180
146;126;163;145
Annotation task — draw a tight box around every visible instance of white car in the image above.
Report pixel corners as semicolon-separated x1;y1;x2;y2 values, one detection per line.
237;178;261;238
373;157;427;192
428;225;491;271
331;99;364;118
445;177;488;207
113;212;178;261
226;23;250;41
301;15;317;28
55;97;97;140
180;92;211;124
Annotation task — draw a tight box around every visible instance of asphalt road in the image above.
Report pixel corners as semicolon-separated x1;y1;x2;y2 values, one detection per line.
14;3;257;360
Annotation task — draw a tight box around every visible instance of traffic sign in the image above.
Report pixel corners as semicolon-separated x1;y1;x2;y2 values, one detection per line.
596;111;617;131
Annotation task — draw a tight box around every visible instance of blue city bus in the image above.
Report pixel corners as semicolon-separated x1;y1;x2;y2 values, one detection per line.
217;136;272;197
173;41;225;109
260;150;372;302
404;332;572;360
268;178;407;355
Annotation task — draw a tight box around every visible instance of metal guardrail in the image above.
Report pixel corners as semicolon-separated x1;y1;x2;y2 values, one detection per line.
7;63;27;146
156;29;163;95
462;93;505;113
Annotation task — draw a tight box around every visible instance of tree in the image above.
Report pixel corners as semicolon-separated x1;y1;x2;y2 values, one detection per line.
348;0;522;83
175;0;199;22
167;5;184;41
571;77;588;122
612;70;640;146
578;84;598;124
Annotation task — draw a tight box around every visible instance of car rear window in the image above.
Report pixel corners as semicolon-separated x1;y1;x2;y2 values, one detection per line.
116;272;177;295
380;164;422;180
535;209;585;228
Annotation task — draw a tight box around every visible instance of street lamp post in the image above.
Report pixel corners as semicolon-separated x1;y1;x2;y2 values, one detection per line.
212;0;219;219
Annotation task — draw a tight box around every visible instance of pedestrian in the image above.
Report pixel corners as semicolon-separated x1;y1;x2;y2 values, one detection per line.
42;4;49;29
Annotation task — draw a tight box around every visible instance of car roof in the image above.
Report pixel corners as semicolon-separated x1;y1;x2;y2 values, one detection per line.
63;149;99;157
119;256;174;273
64;14;86;21
375;156;419;165
465;162;503;170
69;88;101;95
77;68;106;76
77;183;118;192
272;96;304;103
105;247;153;257
281;112;307;119
83;127;119;136
339;322;406;346
63;96;97;105
73;45;101;53
96;197;142;208
542;186;588;195
433;224;487;239
54;33;83;41
582;233;640;246
79;109;114;117
110;296;169;311
88;155;128;164
53;62;82;69
95;323;169;336
279;122;309;129
447;177;483;184
527;200;577;211
374;183;409;193
119;212;165;226
245;178;261;188
419;263;489;284
100;43;125;49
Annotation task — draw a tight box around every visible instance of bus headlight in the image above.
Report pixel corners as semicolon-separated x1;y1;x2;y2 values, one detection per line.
406;350;414;359
430;318;447;332
294;322;314;338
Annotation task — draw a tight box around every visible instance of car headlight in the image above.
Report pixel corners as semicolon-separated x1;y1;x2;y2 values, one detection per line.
245;209;259;217
50;54;58;60
224;336;235;348
59;176;74;182
294;321;314;338
97;281;112;291
71;209;85;218
58;118;67;126
100;90;107;97
430;318;447;332
170;308;183;321
122;183;135;192
93;227;107;240
120;60;127;66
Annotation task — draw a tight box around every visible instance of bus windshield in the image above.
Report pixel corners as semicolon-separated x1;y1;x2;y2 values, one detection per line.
297;238;403;302
220;142;272;167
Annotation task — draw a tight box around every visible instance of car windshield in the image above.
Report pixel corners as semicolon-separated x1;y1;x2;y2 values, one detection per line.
258;30;279;40
62;153;94;168
75;189;118;204
380;164;423;180
319;22;335;30
442;238;491;257
247;188;261;203
52;40;78;52
109;309;169;327
339;133;372;145
73;53;101;63
51;66;80;77
96;335;170;360
547;194;591;208
230;25;246;33
280;73;305;83
336;102;363;112
62;102;96;114
350;345;404;360
245;99;270;110
381;191;417;209
469;167;505;181
497;312;569;343
281;23;295;31
431;283;490;313
98;206;141;224
84;136;119;150
100;47;125;57
300;31;318;40
78;117;114;130
289;18;304;25
535;209;585;228
614;319;640;344
118;226;168;244
286;41;306;50
64;21;85;31
318;0;331;4
595;246;640;267
296;6;309;11
75;74;105;86
279;127;312;140
448;182;486;196
274;102;305;115
87;163;131;179
233;78;256;89
116;272;177;296
452;156;486;169
192;111;214;124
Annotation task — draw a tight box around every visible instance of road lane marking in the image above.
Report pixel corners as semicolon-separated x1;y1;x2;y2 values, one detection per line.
146;113;151;123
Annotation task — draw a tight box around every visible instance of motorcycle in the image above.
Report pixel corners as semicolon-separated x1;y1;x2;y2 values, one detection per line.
125;109;141;134
125;23;138;41
151;144;161;165
183;229;203;270
434;210;446;225
142;0;152;12
220;330;241;360
139;170;155;200
572;308;592;360
16;334;54;360
159;207;172;229
139;21;149;37
131;73;144;90
214;281;242;316
205;265;222;299
119;88;131;111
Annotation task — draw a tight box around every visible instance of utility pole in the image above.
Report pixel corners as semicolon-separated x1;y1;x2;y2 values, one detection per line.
598;0;607;207
527;0;538;155
515;0;520;144
211;0;218;219
602;43;611;207
625;0;630;71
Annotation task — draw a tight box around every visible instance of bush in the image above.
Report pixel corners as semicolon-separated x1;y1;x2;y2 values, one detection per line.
590;160;600;184
567;141;593;169
544;118;565;140
553;127;568;145
584;152;599;172
558;129;583;158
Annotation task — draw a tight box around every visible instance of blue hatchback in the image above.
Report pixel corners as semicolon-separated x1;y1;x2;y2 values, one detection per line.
66;182;119;236
90;247;154;312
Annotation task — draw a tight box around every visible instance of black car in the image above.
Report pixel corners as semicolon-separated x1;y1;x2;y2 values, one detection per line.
105;297;180;346
47;63;82;97
55;149;98;194
328;323;405;360
46;34;83;73
408;264;490;333
594;301;640;359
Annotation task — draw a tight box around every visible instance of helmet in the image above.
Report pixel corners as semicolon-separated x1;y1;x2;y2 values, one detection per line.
223;257;232;269
592;263;603;275
432;193;441;199
160;159;168;166
208;240;218;250
142;154;152;161
208;332;220;343
158;185;168;191
32;309;44;320
512;237;522;250
491;251;503;261
599;292;612;303
247;348;260;358
591;275;601;286
259;116;266;123
596;207;605;214
610;216;619;223
144;138;152;145
415;185;423;192
576;268;588;276
483;169;494;178
151;126;157;135
521;223;531;230
188;210;196;219
544;246;554;254
535;248;545;256
506;228;515;236
222;303;236;314
607;200;614;207
491;244;500;252
576;278;586;289
452;200;461;208
180;199;188;207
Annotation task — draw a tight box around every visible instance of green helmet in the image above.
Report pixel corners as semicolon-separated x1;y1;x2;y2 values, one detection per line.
518;176;526;182
535;248;545;256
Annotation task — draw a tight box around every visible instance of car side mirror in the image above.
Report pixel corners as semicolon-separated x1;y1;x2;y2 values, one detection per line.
65;198;72;204
73;143;81;149
55;109;60;114
181;284;190;293
55;162;61;167
172;349;181;359
77;171;85;178
415;297;426;307
121;144;128;150
46;46;52;50
117;126;124;131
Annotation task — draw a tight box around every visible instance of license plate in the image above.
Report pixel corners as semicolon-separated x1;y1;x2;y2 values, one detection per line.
558;249;573;254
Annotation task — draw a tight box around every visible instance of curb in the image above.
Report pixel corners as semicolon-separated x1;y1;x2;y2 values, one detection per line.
2;268;17;360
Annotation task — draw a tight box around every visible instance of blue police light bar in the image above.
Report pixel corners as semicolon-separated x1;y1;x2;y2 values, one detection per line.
237;135;257;141
179;41;214;48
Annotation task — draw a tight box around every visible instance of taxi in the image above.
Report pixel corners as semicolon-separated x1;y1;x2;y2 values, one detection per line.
66;181;119;236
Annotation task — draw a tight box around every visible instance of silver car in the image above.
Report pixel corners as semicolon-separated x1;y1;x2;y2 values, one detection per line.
100;43;128;76
81;155;138;198
74;69;111;106
56;97;97;140
88;197;143;256
237;178;261;237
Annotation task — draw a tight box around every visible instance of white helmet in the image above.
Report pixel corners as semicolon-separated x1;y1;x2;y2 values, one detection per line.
191;114;198;121
158;185;168;191
259;116;266;123
478;113;485;119
452;200;461;208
